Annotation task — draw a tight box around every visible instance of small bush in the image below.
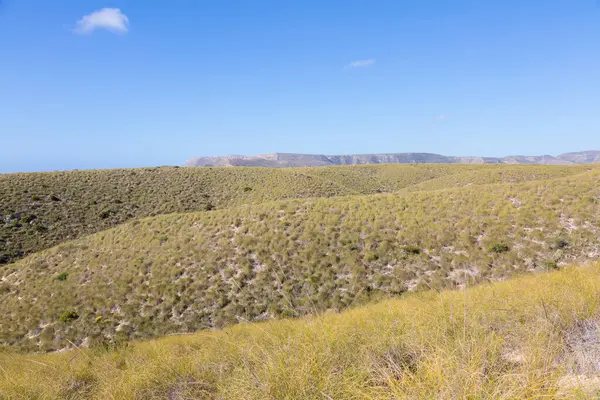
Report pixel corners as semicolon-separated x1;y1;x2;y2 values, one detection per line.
35;224;48;232
554;239;569;249
99;210;113;219
404;245;421;255
488;243;510;254
364;252;379;262
59;311;79;323
31;195;40;201
544;260;559;270
0;283;11;294
23;214;37;223
57;272;68;281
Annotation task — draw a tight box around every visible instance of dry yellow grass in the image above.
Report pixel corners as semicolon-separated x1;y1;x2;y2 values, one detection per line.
2;264;600;399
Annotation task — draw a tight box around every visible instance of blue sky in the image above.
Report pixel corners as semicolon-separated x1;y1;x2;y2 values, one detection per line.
1;1;599;172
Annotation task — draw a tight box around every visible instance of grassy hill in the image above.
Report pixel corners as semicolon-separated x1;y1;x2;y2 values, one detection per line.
2;168;599;351
0;164;591;265
2;264;600;399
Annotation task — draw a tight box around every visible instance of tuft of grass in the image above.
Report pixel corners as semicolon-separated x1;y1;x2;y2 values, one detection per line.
1;265;600;398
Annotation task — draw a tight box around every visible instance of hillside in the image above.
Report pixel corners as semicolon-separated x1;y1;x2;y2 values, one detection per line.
0;164;449;265
2;169;599;351
185;150;600;167
2;265;600;399
1;164;588;265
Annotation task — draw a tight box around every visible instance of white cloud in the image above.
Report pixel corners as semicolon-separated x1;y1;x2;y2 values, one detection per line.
346;59;375;68
74;8;129;34
436;114;449;120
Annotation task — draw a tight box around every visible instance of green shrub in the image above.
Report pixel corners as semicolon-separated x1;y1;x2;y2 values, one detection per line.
99;210;113;219
544;260;559;270
403;245;421;255
59;311;79;323
364;252;379;262
22;214;36;223
554;239;569;249
0;283;10;294
488;243;510;254
57;272;68;281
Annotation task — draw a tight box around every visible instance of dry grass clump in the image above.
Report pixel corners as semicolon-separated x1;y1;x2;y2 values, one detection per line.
1;169;599;351
1;164;591;265
2;265;600;399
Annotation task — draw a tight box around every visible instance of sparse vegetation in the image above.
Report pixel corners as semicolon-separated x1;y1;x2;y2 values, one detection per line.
1;168;600;351
2;265;600;399
0;164;592;265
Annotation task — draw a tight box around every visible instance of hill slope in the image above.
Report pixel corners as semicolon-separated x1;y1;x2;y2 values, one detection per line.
186;150;600;167
2;169;599;351
2;164;589;265
2;265;600;399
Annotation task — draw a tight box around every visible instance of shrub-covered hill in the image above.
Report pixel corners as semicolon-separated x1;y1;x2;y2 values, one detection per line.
399;165;598;193
1;170;599;351
2;265;600;399
0;164;592;265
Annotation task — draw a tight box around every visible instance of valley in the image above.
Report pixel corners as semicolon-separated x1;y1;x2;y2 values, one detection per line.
1;163;600;398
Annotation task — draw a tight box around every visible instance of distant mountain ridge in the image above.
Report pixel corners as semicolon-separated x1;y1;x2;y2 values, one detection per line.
186;150;600;167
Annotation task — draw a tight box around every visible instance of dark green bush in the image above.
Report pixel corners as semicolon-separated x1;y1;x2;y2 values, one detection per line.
488;243;510;254
59;311;79;323
57;272;68;281
35;225;48;232
554;239;569;249
403;245;421;255
99;210;113;219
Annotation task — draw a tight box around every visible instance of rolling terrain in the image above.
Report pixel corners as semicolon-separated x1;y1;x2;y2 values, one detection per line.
1;166;599;351
2;163;600;398
0;164;457;265
0;164;591;265
2;264;600;399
